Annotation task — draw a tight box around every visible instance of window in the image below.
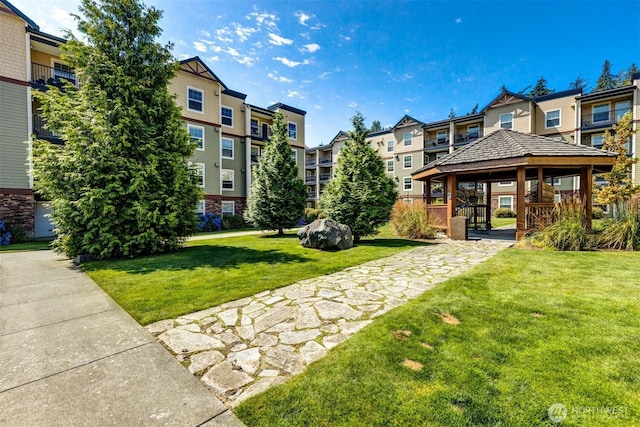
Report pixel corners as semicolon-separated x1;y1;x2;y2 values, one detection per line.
499;113;513;129
592;134;605;148
251;119;259;136
498;181;513;187
221;201;235;216
196;199;205;214
403;132;412;147
288;122;297;140
615;101;630;119
222;137;234;159
498;196;513;210
221;106;233;126
291;148;297;162
403;177;413;191
387;159;394;172
222;169;234;190
53;61;74;81
387;140;394;152
545;109;560;128
468;125;480;139
251;146;263;163
436;130;447;144
192;163;205;187
593;104;609;122
554;194;562;204
188;124;204;151
187;87;203;113
403;154;412;169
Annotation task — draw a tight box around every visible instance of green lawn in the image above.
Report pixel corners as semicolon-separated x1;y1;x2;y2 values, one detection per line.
236;249;640;426
83;226;425;325
491;217;516;228
0;241;51;252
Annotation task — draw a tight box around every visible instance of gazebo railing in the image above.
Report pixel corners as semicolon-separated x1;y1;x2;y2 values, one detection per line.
427;204;448;228
525;203;556;231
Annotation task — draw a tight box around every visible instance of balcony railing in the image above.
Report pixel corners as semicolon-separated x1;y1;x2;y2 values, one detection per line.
424;137;449;149
305;175;317;184
319;173;331;182
31;63;78;90
32;114;62;142
319;156;332;165
251;128;272;140
251;154;263;164
305;159;316;167
307;192;317;200
454;130;483;145
581;108;631;129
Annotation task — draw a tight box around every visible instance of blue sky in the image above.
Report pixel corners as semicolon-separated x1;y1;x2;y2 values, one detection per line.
15;0;640;147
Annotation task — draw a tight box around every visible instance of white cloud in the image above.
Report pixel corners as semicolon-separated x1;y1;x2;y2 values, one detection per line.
310;23;326;31
207;56;220;62
302;43;320;53
273;57;309;67
314;105;322;110
318;71;331;79
226;47;240;57
405;97;418;102
348;101;359;109
268;33;293;46
455;18;463;24
295;11;314;26
287;90;305;99
267;72;294;83
237;55;257;66
248;9;278;28
193;41;207;52
234;23;257;42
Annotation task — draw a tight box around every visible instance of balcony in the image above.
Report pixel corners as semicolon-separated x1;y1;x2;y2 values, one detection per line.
454;130;483;145
319;173;331;183
305;175;317;184
30;63;78;91
250;128;272;141
33;114;63;143
251;154;262;164
581;108;631;129
305;159;316;168
424;137;449;151
318;156;332;165
307;192;317;200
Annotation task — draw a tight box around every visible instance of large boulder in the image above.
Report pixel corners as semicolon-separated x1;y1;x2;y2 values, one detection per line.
297;219;353;250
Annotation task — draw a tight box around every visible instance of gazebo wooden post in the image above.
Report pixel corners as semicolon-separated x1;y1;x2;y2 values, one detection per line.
446;173;456;237
580;166;593;230
486;180;492;230
537;167;544;203
425;178;432;204
516;166;526;240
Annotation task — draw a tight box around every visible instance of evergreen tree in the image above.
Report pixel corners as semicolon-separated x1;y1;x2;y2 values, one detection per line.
594;59;617;92
244;111;307;235
569;74;589;91
619;63;639;86
32;0;201;259
528;76;555;97
448;108;456;119
595;112;639;218
468;103;479;115
319;112;398;242
370;120;382;133
500;84;508;92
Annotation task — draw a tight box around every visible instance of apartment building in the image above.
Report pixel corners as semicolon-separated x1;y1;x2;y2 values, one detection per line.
0;1;306;237
308;80;639;213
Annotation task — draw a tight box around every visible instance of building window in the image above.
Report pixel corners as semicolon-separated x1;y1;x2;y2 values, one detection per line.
53;61;74;81
221;201;235;216
222;137;234;159
187;87;203;113
192;163;205;187
498;196;513;210
196;199;205;214
251;119;259;136
188;124;204;151
592;134;605;148
499;113;513;129
403;154;412;169
546;177;561;185
545;109;561;128
403;177;413;191
436;130;447;144
387;159;394;172
221;106;233;126
387;140;394;152
593;104;609;123
403;132;412;147
498;181;513;187
468;125;480;139
615;100;630;119
222;169;234;190
251;146;262;163
288;122;297;140
291;148;297;162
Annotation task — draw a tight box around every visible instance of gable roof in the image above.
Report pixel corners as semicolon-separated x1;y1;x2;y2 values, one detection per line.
392;114;424;129
481;89;531;112
179;56;227;89
413;129;617;179
1;0;39;30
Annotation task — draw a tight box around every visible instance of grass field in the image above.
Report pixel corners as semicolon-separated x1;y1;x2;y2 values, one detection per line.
83;226;426;325
0;241;51;252
236;249;640;426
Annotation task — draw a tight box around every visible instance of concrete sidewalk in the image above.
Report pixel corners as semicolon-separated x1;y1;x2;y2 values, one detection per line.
0;250;243;427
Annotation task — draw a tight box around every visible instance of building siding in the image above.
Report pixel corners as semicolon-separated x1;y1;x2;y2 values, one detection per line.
0;11;27;82
169;72;221;125
0;81;29;188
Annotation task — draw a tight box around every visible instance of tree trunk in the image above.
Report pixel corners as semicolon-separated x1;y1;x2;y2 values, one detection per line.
278;227;284;236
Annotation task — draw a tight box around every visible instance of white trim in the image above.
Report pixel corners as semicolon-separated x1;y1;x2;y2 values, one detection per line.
403;154;412;169
403;132;412;147
221;168;234;191
386;140;394;153
498;181;513;187
291;148;298;163
436;129;447;144
288;121;298;140
386;159;394;172
468;124;480;138
221;137;234;159
188;124;205;151
196;199;206;214
499;112;514;129
27;87;34;189
221;105;233;127
192;162;205;188
403;177;413;191
591;134;605;148
545;109;561;129
221;200;235;216
498;195;513;210
186;86;204;114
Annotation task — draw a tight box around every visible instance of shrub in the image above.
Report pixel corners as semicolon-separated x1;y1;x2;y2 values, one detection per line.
222;214;251;230
198;213;222;232
0;221;12;246
304;208;322;224
594;197;640;250
390;200;442;240
494;208;516;218
591;206;605;219
533;201;591;251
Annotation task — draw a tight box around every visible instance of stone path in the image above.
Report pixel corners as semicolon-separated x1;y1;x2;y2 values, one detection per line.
145;239;512;408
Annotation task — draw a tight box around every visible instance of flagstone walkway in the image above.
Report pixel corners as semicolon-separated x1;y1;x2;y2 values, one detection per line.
145;238;512;408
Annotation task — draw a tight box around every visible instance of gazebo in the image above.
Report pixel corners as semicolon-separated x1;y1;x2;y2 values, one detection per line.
412;130;618;240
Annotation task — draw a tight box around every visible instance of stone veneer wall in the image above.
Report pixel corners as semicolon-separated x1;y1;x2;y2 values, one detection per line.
204;196;247;217
0;192;35;234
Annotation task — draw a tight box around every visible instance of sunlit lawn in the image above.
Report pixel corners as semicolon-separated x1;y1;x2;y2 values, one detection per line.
237;249;640;426
83;226;426;325
0;241;51;252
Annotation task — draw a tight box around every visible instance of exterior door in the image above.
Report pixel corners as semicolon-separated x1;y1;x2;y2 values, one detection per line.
35;202;54;238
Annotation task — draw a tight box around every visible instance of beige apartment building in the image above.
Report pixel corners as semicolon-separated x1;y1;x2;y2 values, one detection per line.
307;82;639;214
0;1;306;237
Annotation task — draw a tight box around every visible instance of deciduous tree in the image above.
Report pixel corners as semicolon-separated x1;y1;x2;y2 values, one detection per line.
32;0;201;259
